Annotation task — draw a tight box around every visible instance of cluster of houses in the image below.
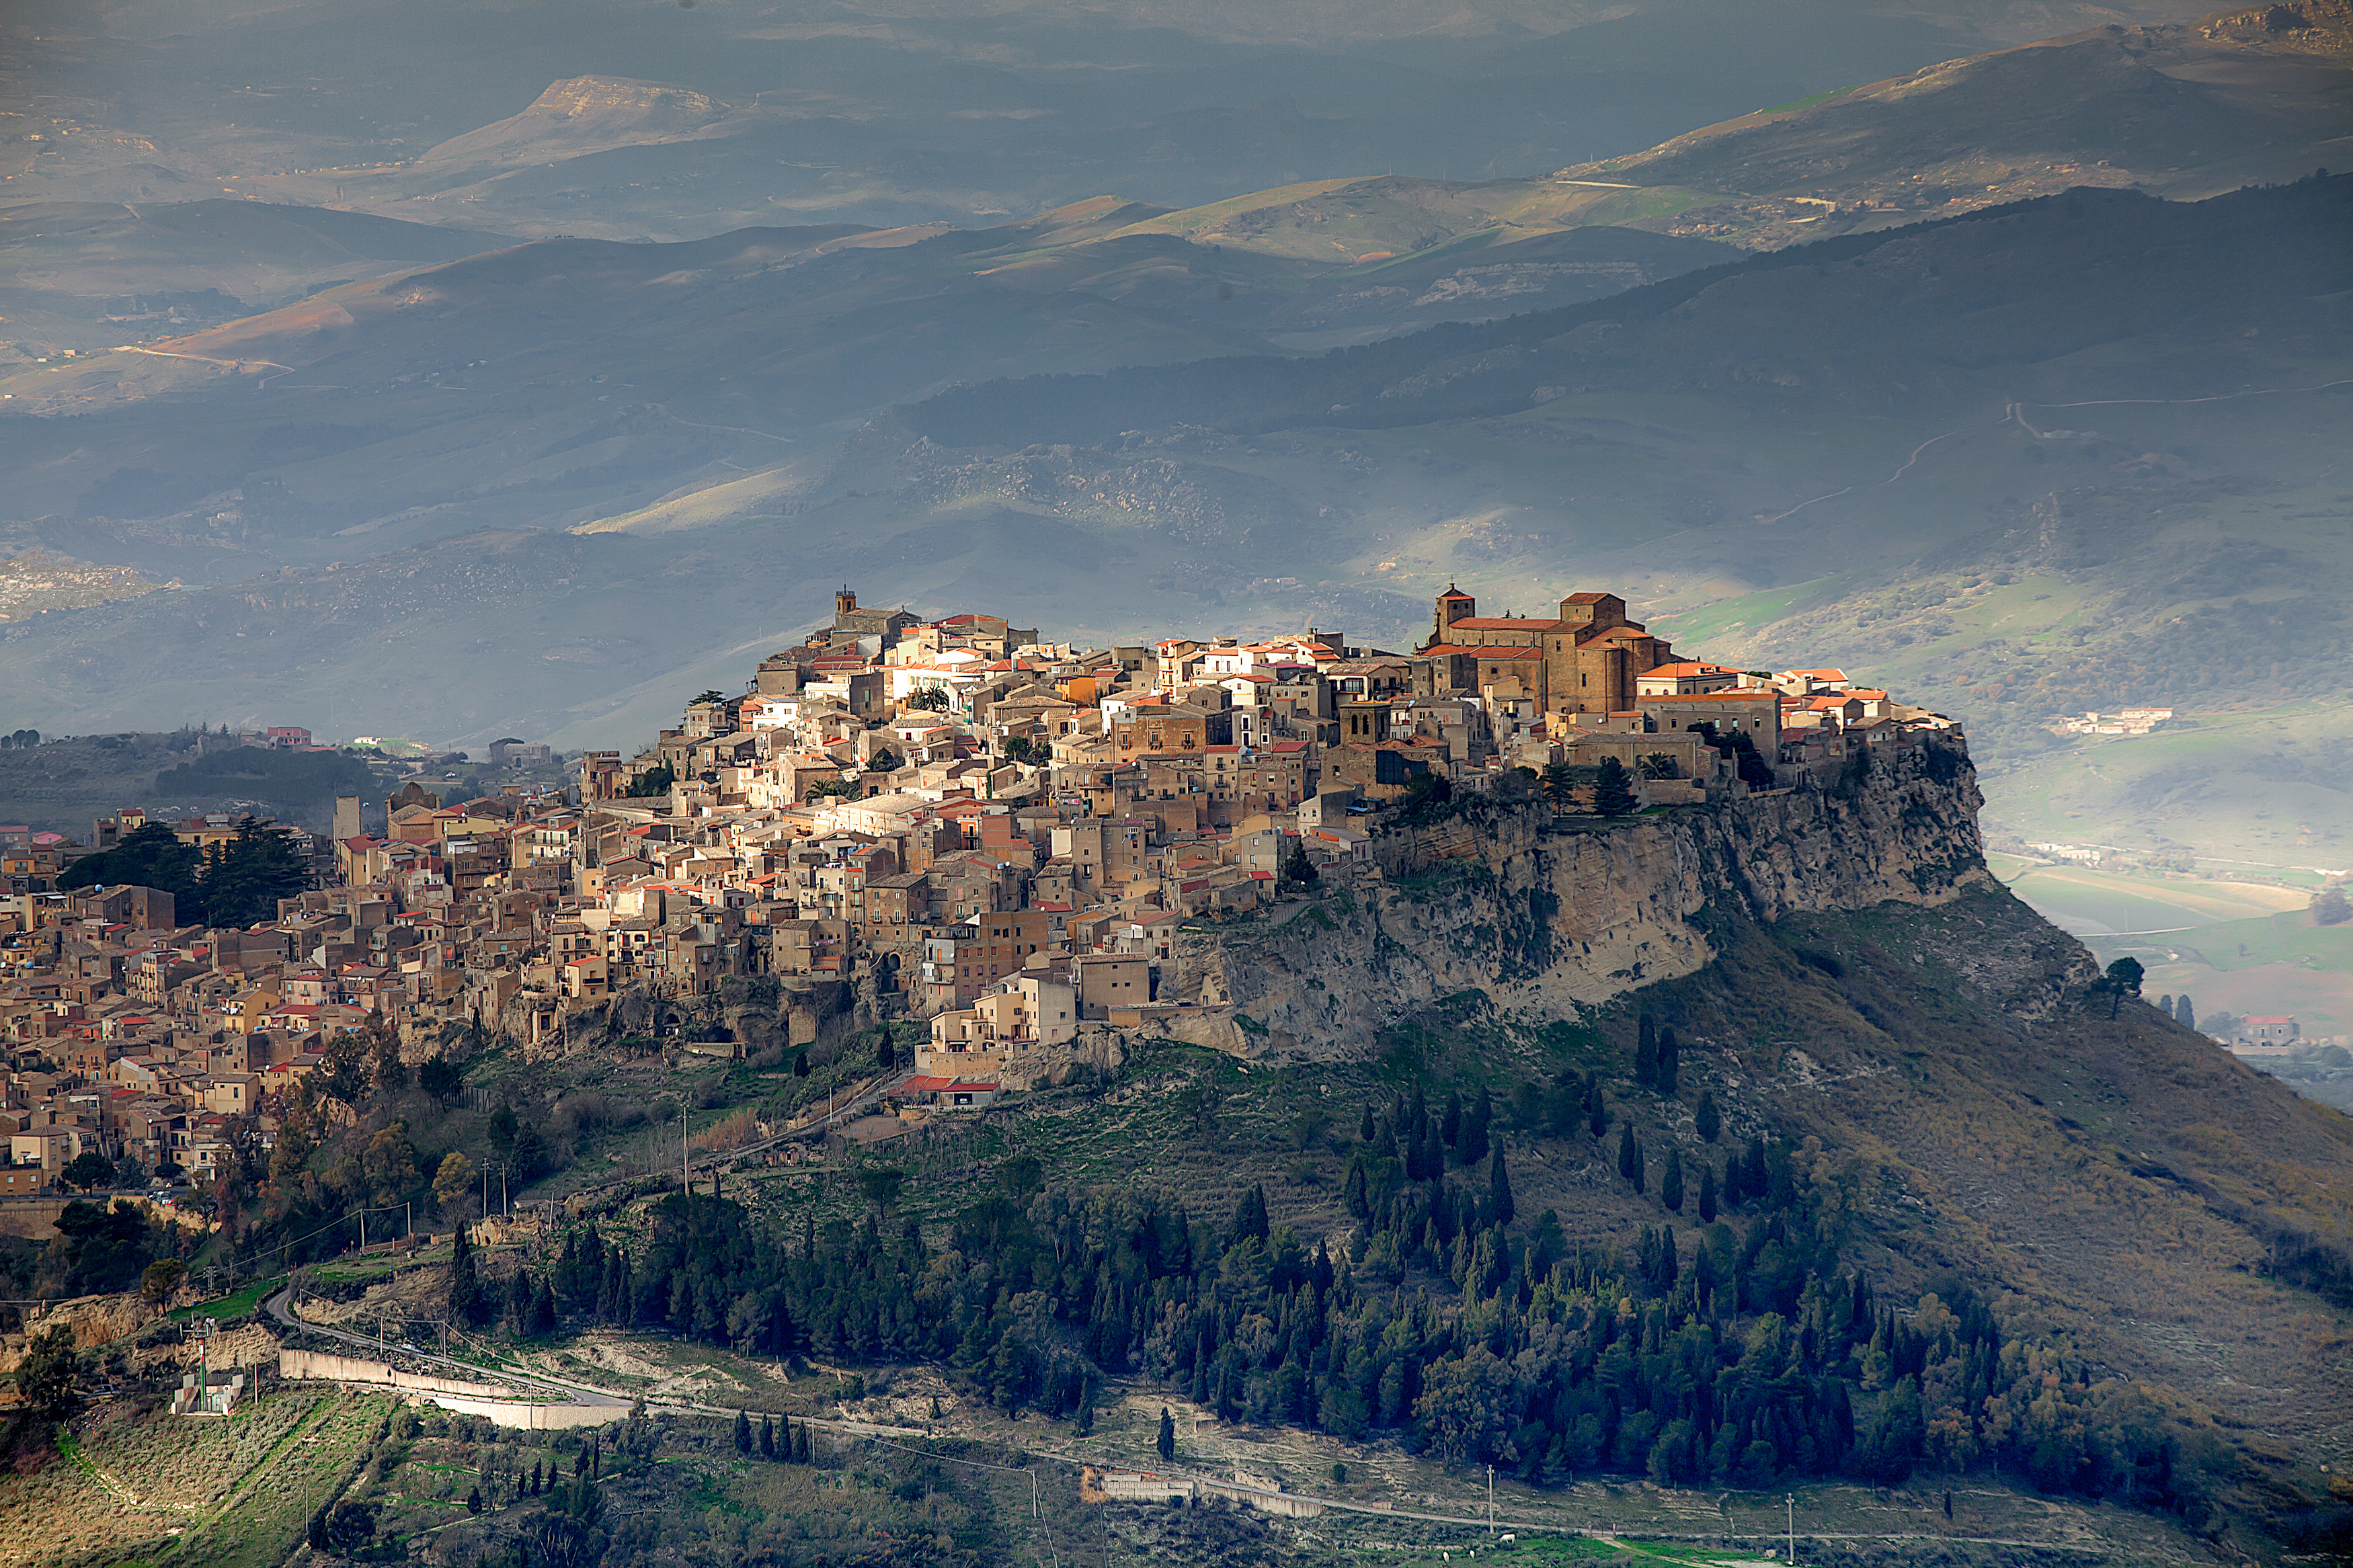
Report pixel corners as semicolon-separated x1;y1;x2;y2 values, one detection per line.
2046;708;2174;737
0;585;1963;1181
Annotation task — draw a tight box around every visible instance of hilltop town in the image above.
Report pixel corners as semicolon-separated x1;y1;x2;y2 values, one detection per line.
0;585;1964;1191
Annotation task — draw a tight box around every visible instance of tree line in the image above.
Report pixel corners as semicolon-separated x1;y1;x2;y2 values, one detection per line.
60;819;309;927
525;1148;2219;1526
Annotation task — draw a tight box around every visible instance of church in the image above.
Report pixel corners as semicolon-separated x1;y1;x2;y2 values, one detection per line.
1417;586;1679;717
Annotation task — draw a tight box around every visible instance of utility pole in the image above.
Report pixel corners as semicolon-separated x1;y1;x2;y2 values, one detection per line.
1487;1465;1494;1533
500;1165;508;1216
1788;1493;1796;1566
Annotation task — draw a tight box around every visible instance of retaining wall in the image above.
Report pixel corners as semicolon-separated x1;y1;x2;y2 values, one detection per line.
278;1348;624;1430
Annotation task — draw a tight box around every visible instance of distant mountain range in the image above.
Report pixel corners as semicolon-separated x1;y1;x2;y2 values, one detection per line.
5;0;2216;239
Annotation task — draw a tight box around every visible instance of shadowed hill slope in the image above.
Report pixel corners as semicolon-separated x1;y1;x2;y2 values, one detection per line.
902;174;2353;446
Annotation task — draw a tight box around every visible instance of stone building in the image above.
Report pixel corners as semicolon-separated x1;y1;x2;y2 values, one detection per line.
1417;587;1678;716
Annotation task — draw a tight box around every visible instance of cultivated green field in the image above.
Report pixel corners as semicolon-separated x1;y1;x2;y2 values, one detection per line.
2085;908;2353;1037
1988;854;2309;936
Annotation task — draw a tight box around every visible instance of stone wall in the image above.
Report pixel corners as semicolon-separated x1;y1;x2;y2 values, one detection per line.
278;1347;625;1430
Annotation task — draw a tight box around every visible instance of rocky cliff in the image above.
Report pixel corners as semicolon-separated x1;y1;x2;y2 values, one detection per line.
1174;738;1987;1057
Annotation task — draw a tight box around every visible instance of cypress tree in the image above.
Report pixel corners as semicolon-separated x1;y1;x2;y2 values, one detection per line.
1158;1406;1176;1460
1343;1156;1371;1220
1658;1026;1679;1096
1487;1147;1515;1227
1698;1163;1718;1223
528;1277;557;1337
1695;1091;1720;1144
504;1270;531;1334
1462;1088;1492;1165
1587;1081;1607;1139
1618;1124;1644;1194
1661;1146;1684;1213
735;1408;752;1454
1440;1090;1463;1151
760;1415;776;1458
2176;995;2194;1032
448;1221;481;1326
1227;1184;1269;1246
1359;1104;1376;1143
1636;1016;1658;1091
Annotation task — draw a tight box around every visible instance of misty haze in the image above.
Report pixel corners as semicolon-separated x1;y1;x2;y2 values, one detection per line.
0;1;2348;1565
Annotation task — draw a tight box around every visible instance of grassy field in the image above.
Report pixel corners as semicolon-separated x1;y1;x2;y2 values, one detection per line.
0;1387;389;1568
2085;907;2353;1037
1979;700;2353;872
1987;854;2310;936
169;1276;285;1324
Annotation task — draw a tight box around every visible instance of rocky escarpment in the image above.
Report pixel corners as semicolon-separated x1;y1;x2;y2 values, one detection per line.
1173;739;1986;1057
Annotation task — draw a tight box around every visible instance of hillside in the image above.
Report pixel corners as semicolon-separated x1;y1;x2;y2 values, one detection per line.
0;200;510;347
1558;0;2353;245
19;733;2349;1565
5;0;2210;241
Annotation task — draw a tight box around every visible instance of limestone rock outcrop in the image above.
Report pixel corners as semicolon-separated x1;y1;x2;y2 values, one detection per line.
1171;739;1985;1058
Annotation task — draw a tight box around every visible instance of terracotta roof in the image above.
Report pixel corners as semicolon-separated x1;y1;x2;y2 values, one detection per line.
1562;591;1616;604
1449;616;1562;631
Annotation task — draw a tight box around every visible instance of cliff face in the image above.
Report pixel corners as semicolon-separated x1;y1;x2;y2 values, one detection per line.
1172;739;1987;1056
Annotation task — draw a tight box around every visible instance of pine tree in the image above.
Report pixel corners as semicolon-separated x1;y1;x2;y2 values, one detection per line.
1661;1146;1683;1212
1158;1406;1176;1460
1486;1146;1515;1226
1636;1016;1658;1091
1593;757;1636;817
1694;1091;1720;1144
448;1221;481;1326
1618;1124;1644;1194
1698;1162;1718;1223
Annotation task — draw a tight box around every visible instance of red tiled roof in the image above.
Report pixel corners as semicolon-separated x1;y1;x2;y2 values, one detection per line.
1638;690;1780;703
1450;616;1562;631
